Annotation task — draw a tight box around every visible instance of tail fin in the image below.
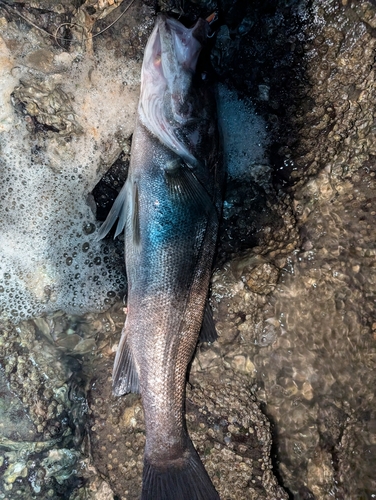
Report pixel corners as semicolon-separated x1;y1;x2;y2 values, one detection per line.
141;442;219;500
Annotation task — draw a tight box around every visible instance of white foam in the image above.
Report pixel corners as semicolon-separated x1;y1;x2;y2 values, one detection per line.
0;30;141;322
217;84;270;184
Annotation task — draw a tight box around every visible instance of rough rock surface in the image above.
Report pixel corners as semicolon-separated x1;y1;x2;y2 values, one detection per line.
208;0;376;497
1;0;376;499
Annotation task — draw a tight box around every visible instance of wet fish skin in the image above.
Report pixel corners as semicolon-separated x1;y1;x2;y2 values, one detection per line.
98;14;222;500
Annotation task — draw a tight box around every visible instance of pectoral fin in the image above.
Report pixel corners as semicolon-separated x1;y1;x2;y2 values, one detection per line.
164;160;216;216
112;326;140;396
95;180;129;241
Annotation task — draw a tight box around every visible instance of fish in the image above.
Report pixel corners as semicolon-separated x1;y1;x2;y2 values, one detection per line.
97;13;223;500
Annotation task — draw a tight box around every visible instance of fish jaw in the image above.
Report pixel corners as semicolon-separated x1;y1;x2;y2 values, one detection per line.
157;15;208;104
139;15;210;167
141;14;208;109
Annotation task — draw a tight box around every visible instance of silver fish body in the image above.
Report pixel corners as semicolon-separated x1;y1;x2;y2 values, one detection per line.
98;14;222;500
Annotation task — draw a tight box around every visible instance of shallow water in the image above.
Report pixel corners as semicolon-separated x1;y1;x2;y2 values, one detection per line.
209;166;376;498
249;167;376;497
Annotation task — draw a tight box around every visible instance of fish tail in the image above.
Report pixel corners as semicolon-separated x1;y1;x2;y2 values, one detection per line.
141;441;219;500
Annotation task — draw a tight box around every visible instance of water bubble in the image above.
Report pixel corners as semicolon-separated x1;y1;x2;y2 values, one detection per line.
83;222;95;235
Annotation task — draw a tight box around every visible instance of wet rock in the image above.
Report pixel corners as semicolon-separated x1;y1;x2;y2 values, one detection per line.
230;255;280;295
0;320;88;498
0;0;145;322
11;80;83;135
25;48;55;72
337;409;376;498
204;0;376;495
211;24;240;75
2;0;376;498
218;178;298;262
0;367;36;442
306;448;334;499
186;372;287;500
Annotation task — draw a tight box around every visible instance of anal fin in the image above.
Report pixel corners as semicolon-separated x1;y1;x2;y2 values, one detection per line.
199;300;218;343
112;327;140;396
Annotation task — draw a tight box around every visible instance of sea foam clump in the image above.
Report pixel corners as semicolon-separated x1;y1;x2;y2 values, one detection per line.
217;84;270;184
0;22;141;322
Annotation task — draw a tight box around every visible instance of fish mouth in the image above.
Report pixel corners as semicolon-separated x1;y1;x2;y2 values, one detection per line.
141;14;209;108
156;15;209;74
158;16;209;124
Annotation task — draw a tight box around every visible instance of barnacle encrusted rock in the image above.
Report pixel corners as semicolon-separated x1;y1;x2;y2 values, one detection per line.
12;80;83;135
0;320;88;497
208;1;376;496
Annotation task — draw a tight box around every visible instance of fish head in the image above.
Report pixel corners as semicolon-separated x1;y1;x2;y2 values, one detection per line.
139;15;211;163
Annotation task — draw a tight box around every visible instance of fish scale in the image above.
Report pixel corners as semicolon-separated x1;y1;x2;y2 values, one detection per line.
97;13;223;499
